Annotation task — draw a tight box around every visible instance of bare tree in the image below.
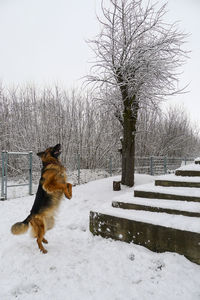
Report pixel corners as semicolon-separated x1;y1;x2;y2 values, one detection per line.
87;0;188;186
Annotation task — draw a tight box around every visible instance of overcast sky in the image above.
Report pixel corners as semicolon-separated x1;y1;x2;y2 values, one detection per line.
0;0;199;124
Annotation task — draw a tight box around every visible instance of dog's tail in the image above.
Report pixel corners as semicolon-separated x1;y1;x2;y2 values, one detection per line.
11;215;32;235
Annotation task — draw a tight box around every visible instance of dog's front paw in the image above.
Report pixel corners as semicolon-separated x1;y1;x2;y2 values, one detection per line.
64;183;72;199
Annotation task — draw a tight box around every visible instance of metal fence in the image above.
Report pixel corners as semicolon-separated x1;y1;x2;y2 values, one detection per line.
68;155;195;184
134;156;194;176
1;151;33;200
0;151;196;199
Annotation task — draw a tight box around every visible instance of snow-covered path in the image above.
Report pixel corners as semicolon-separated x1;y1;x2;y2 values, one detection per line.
0;175;200;300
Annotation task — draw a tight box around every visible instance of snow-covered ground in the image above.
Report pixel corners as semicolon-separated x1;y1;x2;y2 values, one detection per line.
0;174;200;300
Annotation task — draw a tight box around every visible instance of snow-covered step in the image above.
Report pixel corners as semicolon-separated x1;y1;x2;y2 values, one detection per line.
175;163;200;177
155;174;200;188
156;174;200;182
134;183;200;202
90;208;200;265
92;206;200;232
112;197;200;217
175;170;200;177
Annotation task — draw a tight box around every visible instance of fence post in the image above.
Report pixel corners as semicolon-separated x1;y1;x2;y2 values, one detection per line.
4;152;8;200
150;156;154;176
109;156;113;176
77;153;80;185
1;151;5;200
29;151;33;195
164;156;167;174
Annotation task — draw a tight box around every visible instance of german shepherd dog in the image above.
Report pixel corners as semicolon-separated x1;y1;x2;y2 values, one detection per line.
11;144;72;253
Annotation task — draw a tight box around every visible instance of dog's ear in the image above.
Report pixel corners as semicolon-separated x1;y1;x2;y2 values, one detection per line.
37;151;44;157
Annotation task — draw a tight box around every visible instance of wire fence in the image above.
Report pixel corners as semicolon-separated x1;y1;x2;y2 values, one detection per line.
134;156;195;176
1;151;34;200
0;151;195;187
0;151;196;200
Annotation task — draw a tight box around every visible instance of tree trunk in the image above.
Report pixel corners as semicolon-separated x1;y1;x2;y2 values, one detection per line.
121;106;136;187
116;70;138;187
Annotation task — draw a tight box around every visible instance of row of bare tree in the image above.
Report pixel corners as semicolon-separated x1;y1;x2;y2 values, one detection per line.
0;86;120;172
136;104;200;158
0;85;199;175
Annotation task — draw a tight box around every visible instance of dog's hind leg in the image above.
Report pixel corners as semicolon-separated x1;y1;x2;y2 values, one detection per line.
30;217;48;254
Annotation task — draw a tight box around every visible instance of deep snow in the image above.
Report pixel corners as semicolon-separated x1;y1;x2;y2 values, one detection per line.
0;174;200;300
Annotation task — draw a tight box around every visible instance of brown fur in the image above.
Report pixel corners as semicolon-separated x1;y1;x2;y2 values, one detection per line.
11;144;72;253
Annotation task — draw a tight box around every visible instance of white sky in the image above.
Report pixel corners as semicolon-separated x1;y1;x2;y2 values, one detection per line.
0;0;199;123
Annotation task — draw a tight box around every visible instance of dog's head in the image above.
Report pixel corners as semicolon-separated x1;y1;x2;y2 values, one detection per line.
37;144;61;163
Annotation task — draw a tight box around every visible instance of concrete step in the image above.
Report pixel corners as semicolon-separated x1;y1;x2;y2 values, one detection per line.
134;184;200;202
175;170;200;177
112;197;200;217
155;179;200;188
134;190;200;202
90;209;200;265
156;174;200;183
175;164;200;177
